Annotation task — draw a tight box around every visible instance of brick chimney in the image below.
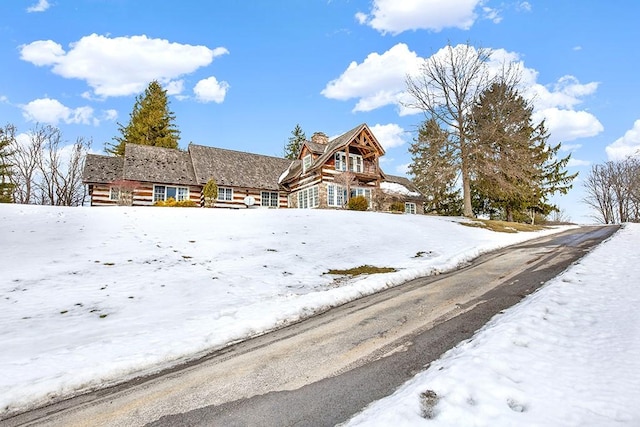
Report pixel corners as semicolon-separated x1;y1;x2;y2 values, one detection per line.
311;132;329;145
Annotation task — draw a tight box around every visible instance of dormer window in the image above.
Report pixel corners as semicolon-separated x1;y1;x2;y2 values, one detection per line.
303;154;312;173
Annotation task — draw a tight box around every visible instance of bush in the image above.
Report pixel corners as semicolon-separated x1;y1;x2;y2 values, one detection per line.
390;201;405;212
347;195;369;211
154;197;198;207
203;178;218;208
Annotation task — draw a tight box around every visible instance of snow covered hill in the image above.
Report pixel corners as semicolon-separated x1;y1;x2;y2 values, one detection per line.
0;204;610;421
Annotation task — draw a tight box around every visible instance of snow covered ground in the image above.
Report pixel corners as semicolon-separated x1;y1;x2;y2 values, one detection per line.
345;223;640;426
0;204;624;423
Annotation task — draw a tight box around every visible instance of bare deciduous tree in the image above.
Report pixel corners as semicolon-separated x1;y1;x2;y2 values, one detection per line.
110;180;140;206
583;158;640;223
10;124;90;206
405;42;493;217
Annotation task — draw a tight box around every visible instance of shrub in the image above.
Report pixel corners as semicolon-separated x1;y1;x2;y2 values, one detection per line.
203;178;218;207
390;201;405;212
154;197;198;207
347;195;369;211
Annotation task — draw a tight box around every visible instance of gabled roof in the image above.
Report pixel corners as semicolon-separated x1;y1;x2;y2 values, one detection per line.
189;144;293;190
310;123;384;171
123;143;197;186
303;141;328;155
83;154;124;184
280;123;385;184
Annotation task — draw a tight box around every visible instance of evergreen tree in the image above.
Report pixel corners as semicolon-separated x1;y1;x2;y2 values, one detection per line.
468;82;577;222
106;81;180;155
408;118;462;215
203;178;218;208
284;124;306;160
0;124;16;203
405;42;493;217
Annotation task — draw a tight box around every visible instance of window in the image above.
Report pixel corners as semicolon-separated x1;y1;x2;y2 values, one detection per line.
335;152;346;171
261;191;279;207
218;187;233;201
296;186;319;209
327;183;347;207
349;154;363;173
303;154;313;173
405;202;416;214
176;187;189;201
154;185;165;202
334;152;363;172
109;187;120;201
153;185;189;202
350;187;372;209
350;187;371;200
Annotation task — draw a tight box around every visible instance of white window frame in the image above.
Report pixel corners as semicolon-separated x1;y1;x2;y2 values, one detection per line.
335;152;346;171
303;154;312;173
350;187;372;208
153;185;189;202
349;154;363;173
296;186;319;209
261;191;279;207
176;187;189;201
405;202;417;214
218;187;233;201
327;183;347;207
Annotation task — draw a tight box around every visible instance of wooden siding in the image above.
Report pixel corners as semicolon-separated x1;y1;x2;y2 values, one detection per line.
88;183;201;206
213;186;288;209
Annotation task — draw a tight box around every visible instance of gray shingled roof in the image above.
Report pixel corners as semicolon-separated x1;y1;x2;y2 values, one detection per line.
83;154;124;183
382;174;426;200
189;144;293;190
304;141;328;155
123;144;197;186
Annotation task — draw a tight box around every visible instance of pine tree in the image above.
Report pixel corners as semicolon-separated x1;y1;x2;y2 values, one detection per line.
0;124;16;203
284;124;306;160
468;82;577;222
405;42;493;217
408;118;462;215
106;81;180;155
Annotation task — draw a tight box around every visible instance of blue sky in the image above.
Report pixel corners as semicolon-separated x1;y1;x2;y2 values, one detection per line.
2;1;639;222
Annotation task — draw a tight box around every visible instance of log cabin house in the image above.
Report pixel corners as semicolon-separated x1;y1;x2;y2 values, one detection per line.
82;123;425;213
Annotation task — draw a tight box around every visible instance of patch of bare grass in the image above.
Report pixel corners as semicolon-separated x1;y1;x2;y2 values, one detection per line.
460;219;546;233
325;265;396;277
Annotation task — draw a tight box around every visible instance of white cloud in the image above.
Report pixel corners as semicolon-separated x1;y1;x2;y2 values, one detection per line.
321;43;421;112
566;158;591;167
21;98;98;126
102;109;118;121
20;40;65;66
165;80;185;96
560;143;582;152
527;75;599;110
606;119;640;161
518;2;532;12
20;34;229;98
369;123;408;150
533;108;603;144
395;163;411;175
0;95;8;103
27;0;50;13
483;7;502;24
193;76;230;103
323;43;603;145
357;0;482;35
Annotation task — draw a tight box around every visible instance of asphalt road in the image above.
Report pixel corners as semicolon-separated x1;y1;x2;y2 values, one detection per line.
3;225;619;427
